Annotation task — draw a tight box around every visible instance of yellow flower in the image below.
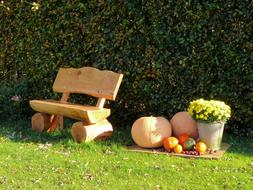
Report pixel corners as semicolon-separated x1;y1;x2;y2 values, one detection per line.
188;98;231;122
31;2;40;11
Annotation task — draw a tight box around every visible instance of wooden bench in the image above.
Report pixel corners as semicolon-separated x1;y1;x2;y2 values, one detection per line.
29;67;123;143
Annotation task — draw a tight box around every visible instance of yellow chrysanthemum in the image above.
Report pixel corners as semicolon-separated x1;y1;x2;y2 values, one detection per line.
188;98;231;122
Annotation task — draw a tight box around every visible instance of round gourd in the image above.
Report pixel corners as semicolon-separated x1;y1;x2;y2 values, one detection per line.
131;116;172;148
163;137;179;151
170;112;198;139
173;144;183;153
183;138;196;150
195;142;207;153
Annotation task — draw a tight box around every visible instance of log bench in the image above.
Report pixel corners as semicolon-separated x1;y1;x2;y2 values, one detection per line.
29;67;123;143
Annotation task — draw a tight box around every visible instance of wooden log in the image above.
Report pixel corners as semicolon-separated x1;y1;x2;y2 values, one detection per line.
71;120;113;143
31;113;51;132
57;115;64;130
29;100;110;124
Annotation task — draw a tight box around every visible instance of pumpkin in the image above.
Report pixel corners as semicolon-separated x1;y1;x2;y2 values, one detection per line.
131;116;172;148
170;112;199;139
178;133;189;145
183;138;196;150
163;137;179;151
195;142;207;153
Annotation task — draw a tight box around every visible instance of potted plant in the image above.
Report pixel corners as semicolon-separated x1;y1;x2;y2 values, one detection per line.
188;98;231;150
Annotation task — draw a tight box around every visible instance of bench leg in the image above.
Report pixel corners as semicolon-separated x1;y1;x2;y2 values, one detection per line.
32;113;51;132
47;115;64;133
71;119;113;143
32;113;64;132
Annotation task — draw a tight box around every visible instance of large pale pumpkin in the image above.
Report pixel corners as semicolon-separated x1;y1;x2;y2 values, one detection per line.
170;112;198;139
131;116;172;148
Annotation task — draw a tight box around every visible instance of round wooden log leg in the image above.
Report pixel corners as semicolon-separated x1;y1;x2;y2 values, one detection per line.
71;120;113;143
32;113;51;132
57;116;64;130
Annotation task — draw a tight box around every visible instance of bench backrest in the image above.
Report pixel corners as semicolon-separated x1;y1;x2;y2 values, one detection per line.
52;67;123;101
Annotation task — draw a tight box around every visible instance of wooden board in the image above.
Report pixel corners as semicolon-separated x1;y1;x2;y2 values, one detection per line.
29;100;110;124
52;67;123;100
127;143;230;159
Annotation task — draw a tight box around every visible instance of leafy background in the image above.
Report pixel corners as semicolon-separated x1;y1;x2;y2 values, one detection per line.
0;0;252;136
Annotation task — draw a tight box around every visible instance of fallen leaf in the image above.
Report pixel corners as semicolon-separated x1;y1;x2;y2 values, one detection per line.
38;143;52;150
83;173;93;180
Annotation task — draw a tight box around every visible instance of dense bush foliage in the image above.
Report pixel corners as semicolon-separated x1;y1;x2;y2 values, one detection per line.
1;0;252;136
0;81;30;120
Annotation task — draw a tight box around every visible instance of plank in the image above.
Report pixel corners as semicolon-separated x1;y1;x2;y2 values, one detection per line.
29;100;111;124
127;143;230;159
52;67;123;100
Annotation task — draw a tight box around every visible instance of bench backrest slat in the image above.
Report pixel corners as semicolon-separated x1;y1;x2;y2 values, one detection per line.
52;67;123;101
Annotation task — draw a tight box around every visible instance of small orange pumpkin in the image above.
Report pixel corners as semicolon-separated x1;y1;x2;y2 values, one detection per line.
163;137;179;151
178;133;189;145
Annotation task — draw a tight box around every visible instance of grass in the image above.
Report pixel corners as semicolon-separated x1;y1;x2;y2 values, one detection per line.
0;119;252;190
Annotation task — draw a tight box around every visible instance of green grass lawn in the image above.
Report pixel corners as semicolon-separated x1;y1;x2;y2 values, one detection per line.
0;120;252;190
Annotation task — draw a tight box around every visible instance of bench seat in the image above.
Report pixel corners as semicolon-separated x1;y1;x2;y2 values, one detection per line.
30;100;110;124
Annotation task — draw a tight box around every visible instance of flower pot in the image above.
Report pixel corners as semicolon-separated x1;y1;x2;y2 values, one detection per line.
197;121;225;150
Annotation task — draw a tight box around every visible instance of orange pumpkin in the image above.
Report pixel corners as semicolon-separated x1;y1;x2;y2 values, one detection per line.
163;137;179;151
195;142;207;153
173;144;183;153
178;133;189;145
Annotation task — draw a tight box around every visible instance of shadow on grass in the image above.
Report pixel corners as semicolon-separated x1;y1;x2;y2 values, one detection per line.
0;119;252;157
0;119;71;143
0;118;134;148
222;133;253;157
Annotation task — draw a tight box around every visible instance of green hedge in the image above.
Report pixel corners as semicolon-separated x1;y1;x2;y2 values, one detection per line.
1;0;252;136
